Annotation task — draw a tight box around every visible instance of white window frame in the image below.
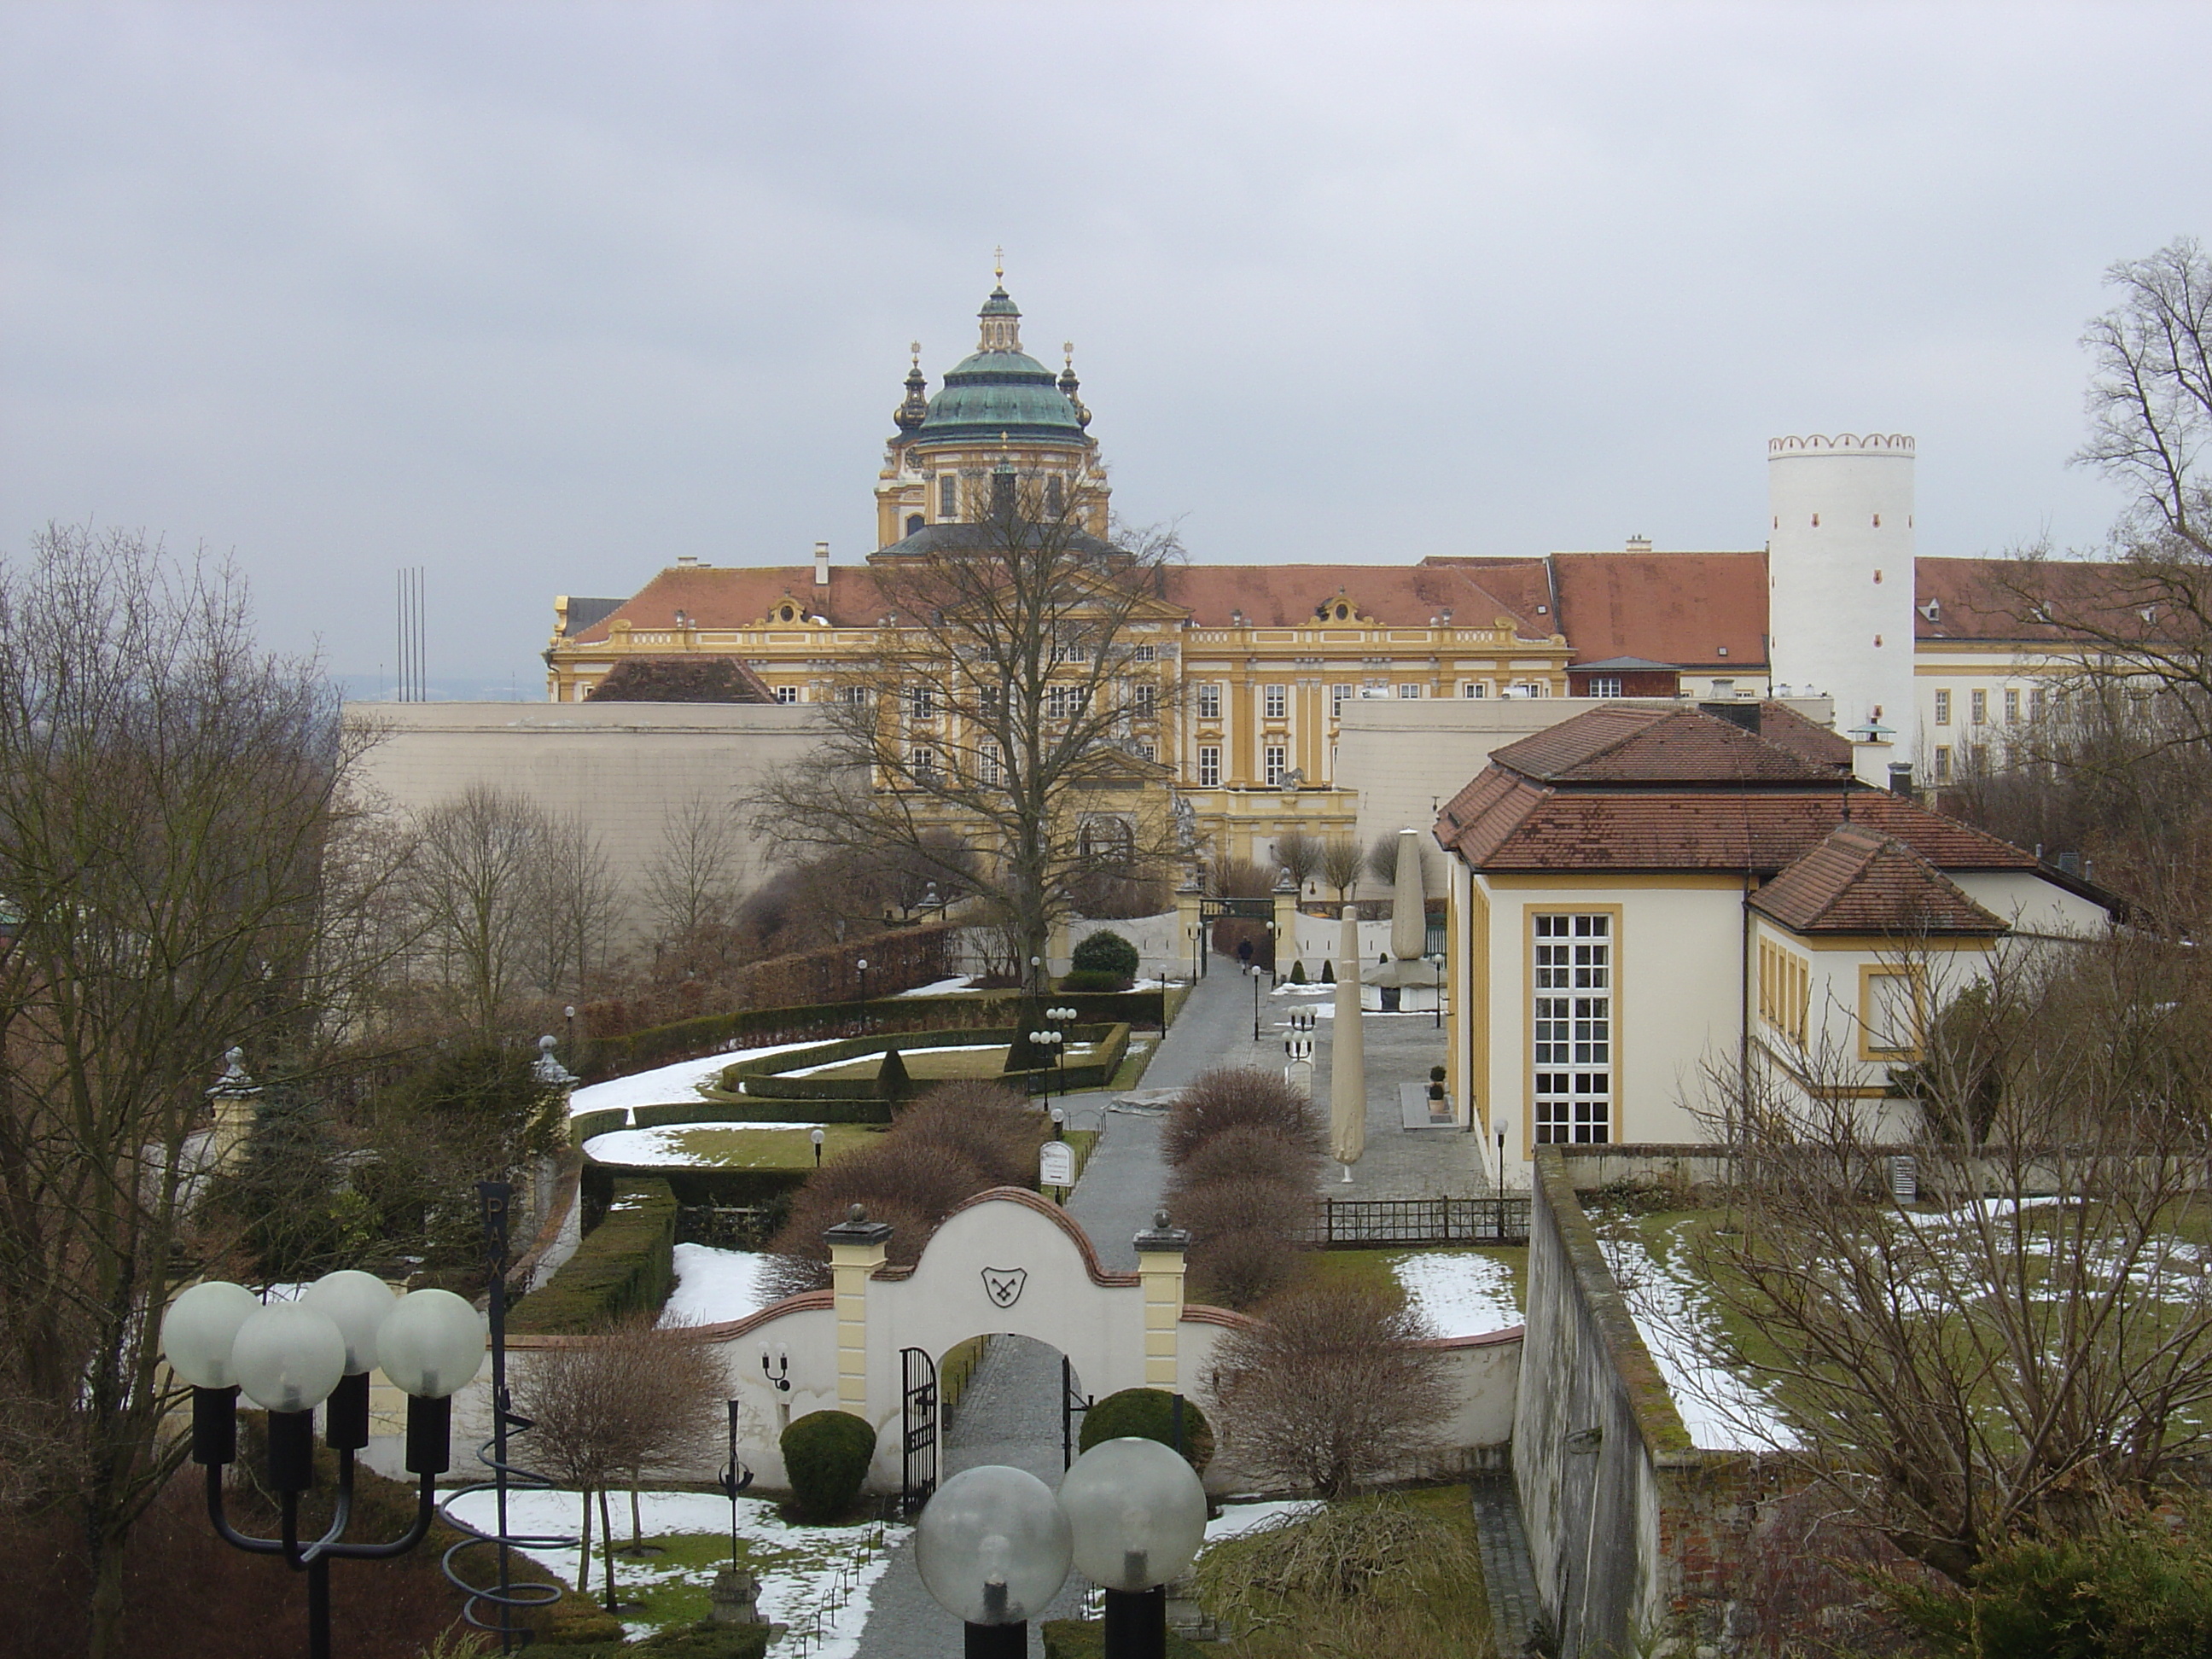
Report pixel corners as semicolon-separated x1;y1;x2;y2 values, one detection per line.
1264;744;1288;786
774;685;799;704
1197;745;1221;788
1534;912;1612;1144
1398;684;1422;700
1197;683;1222;721
1590;677;1622;699
1934;688;1951;726
1264;684;1288;719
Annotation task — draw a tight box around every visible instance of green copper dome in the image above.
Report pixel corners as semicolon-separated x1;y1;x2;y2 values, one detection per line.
911;284;1091;447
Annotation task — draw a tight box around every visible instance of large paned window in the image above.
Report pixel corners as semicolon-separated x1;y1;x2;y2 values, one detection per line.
1197;746;1221;787
1264;744;1288;786
1758;938;1810;1045
1197;684;1222;720
1264;684;1288;719
938;474;958;519
1534;912;1612;1144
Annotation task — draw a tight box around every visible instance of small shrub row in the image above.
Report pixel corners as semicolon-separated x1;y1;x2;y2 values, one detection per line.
509;1177;678;1334
1164;1068;1322;1310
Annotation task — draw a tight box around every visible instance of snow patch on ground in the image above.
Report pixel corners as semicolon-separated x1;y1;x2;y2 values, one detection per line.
568;1040;833;1119
1392;1252;1521;1337
1598;1224;1798;1452
1202;1499;1323;1544
442;1487;899;1659
895;976;975;997
659;1243;780;1327
583;1125;824;1166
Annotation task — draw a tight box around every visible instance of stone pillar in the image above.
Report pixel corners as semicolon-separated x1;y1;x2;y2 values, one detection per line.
1133;1209;1192;1389
528;1036;578;1235
1272;875;1301;976
824;1205;892;1418
1174;882;1206;982
205;1048;260;1173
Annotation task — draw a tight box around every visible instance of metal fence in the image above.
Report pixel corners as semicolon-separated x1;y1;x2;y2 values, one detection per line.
1297;1196;1531;1248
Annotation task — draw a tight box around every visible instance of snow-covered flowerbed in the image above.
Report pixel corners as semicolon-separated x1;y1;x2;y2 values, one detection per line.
658;1243;781;1327
568;1039;832;1119
442;1487;900;1656
1391;1251;1521;1337
583;1124;826;1167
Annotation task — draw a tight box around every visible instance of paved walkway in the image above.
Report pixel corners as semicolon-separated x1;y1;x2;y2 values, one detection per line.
1304;992;1493;1198
850;967;1267;1656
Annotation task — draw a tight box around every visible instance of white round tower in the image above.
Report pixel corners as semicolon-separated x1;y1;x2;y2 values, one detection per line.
1767;434;1918;781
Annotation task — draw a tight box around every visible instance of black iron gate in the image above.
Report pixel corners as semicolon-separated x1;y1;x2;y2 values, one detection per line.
899;1347;938;1516
1060;1355;1092;1470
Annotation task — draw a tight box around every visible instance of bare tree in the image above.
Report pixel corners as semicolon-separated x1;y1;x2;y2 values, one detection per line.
509;1321;724;1603
0;524;388;1656
527;812;623;1002
640;792;743;946
408;785;550;1033
1208;1283;1455;1497
1681;936;2212;1584
1317;836;1365;906
1273;829;1322;897
1365;833;1400;891
749;474;1185;1009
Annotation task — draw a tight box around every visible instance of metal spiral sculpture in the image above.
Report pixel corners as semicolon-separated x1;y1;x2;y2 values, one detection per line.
437;1181;570;1650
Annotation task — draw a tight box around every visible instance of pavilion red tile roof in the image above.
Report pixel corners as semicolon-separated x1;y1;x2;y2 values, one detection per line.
1163;562;1550;633
1436;705;2042;876
1750;825;2006;936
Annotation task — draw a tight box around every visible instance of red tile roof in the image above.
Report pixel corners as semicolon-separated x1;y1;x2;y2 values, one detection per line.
1164;562;1549;633
570;566;895;642
1747;701;1854;771
1750;825;2005;935
1436;785;2042;875
1487;705;1845;785
1915;556;2163;643
1549;552;1768;668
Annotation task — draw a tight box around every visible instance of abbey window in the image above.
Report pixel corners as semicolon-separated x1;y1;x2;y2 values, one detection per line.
1534;912;1612;1144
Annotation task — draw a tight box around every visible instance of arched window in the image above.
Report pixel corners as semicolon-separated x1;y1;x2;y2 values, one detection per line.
905;514;923;537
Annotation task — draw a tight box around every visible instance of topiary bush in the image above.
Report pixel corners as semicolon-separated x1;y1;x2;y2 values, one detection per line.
781;1409;879;1522
1164;1068;1324;1166
1071;929;1141;984
876;1046;914;1102
1289;961;1308;984
1079;1387;1215;1472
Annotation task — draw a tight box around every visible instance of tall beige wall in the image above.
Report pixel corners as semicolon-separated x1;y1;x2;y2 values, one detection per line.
344;701;832;946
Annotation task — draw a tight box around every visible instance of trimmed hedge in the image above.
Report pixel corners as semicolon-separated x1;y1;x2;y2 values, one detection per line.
781;1409;878;1522
579;990;1172;1084
570;1106;630;1141
508;1177;677;1334
1079;1387;1214;1472
631;1097;889;1128
719;1025;1131;1105
579;1160;812;1214
1060;969;1126;993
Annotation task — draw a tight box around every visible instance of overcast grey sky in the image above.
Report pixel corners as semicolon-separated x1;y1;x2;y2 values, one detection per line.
4;3;2209;695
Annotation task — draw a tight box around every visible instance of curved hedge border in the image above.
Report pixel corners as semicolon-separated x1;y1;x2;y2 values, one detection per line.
718;1024;1132;1105
575;989;1168;1083
509;1176;677;1334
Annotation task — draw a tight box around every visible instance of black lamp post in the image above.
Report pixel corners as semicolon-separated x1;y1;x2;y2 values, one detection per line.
162;1273;487;1659
1047;1006;1078;1102
856;956;870;1031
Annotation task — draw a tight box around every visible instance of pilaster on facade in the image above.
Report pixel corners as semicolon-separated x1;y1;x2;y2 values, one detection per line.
1132;1211;1192;1390
824;1210;893;1418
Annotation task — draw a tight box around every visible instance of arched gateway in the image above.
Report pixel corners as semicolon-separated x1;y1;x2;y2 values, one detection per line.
499;1189;1248;1496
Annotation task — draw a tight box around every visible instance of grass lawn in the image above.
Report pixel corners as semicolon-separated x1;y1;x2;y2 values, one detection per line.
661;1122;884;1168
1194;1485;1492;1658
796;1041;1111;1084
1106;1035;1157;1091
1309;1244;1528;1313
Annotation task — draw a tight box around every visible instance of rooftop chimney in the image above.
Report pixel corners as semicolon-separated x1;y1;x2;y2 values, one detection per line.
1888;762;1915;797
813;540;830;586
1627;534;1652;555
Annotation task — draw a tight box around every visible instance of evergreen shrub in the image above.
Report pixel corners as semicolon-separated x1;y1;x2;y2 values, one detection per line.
1078;1387;1214;1472
1059;969;1126;993
781;1410;879;1521
1070;930;1140;985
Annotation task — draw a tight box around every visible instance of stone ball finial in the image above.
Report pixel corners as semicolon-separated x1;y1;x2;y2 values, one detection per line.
225;1046;244;1068
538;1034;556;1054
847;1203;867;1224
1154;1208;1171;1230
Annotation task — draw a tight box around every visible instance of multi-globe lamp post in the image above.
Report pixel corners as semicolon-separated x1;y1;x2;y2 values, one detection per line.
160;1270;487;1659
917;1436;1208;1659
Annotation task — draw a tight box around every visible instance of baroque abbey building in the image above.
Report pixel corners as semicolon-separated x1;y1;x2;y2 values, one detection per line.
543;277;2145;864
